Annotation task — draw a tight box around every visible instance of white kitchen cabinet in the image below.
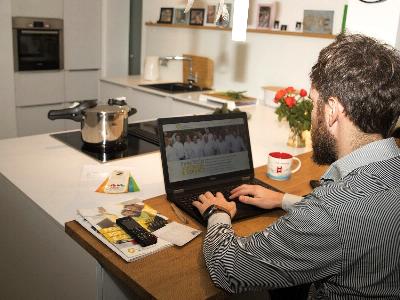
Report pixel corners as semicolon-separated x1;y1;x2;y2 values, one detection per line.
171;99;212;116
14;71;65;106
99;81;130;103
0;0;17;139
100;81;173;121
100;80;214;123
65;70;99;102
129;89;173;121
16;103;65;136
11;0;63;18
100;81;146;122
64;0;101;70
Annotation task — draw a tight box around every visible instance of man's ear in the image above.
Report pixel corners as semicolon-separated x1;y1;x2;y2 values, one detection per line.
327;97;343;127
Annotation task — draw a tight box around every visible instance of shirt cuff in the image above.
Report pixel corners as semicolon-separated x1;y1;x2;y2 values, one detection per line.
282;193;303;211
207;212;231;228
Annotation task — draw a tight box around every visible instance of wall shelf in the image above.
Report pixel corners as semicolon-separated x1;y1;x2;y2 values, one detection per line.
145;22;337;40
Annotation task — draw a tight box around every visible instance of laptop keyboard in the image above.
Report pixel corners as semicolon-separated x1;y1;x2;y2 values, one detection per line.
174;178;280;225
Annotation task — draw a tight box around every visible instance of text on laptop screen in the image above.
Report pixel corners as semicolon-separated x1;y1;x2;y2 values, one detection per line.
162;117;250;183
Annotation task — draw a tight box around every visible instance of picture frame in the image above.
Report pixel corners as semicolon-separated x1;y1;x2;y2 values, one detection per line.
174;8;189;25
215;2;233;27
158;7;174;24
280;25;287;31
273;20;280;30
303;10;334;34
206;5;217;24
189;8;205;26
257;3;276;29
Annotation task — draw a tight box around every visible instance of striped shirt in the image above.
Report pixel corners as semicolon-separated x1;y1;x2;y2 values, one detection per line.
203;138;400;299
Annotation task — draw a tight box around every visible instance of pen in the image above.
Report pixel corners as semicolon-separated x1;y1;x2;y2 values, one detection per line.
170;203;188;224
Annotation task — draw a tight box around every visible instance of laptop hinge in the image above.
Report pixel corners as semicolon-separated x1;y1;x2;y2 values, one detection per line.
241;176;251;181
173;189;185;194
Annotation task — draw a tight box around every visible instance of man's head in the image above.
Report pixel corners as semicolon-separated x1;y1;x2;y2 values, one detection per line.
309;33;400;164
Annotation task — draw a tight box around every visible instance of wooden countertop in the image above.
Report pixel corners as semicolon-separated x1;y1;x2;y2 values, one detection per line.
65;151;327;299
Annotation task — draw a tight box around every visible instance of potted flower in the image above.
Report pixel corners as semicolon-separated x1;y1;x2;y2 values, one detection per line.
274;87;313;147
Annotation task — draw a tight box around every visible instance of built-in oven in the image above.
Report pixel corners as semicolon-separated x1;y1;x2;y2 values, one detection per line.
12;17;63;71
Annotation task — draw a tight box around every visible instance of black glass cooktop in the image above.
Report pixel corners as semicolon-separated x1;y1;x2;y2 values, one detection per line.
51;121;160;163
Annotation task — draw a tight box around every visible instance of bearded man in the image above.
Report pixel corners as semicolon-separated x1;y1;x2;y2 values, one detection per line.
193;33;400;299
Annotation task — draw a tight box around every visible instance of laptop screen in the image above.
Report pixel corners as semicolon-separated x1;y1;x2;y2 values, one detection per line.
160;114;251;183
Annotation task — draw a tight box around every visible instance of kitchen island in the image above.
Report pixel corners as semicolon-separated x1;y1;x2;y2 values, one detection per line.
0;103;311;299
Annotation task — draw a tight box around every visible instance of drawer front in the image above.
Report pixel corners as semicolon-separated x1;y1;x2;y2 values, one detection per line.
16;103;65;136
15;71;65;106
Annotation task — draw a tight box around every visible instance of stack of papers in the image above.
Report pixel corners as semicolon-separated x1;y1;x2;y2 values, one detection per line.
76;200;172;262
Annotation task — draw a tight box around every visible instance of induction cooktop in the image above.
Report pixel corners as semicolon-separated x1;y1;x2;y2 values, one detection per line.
51;121;160;163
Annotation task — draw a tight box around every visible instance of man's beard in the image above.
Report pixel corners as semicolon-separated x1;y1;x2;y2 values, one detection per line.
311;103;338;165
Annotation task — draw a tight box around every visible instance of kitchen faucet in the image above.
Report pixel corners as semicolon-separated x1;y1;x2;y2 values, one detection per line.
159;56;197;87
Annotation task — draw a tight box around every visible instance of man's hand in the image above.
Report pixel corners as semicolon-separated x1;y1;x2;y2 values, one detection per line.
193;191;237;219
229;184;284;210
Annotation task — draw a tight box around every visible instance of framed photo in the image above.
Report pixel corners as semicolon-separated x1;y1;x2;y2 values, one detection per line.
215;2;232;27
206;5;217;24
303;10;334;34
174;8;188;25
257;3;276;29
273;20;280;30
280;25;287;31
189;8;205;26
158;7;174;24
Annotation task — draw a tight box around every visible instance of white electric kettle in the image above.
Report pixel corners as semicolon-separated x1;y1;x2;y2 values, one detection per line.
144;56;159;81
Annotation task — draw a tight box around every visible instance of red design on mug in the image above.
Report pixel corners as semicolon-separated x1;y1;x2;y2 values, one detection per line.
276;166;282;173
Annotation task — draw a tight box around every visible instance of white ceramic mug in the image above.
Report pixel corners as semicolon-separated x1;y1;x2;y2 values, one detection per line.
267;152;301;181
143;56;159;81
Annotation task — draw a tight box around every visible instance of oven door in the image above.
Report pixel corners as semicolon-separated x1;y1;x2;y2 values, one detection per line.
16;29;61;71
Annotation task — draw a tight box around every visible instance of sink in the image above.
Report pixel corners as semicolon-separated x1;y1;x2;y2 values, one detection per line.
139;82;211;94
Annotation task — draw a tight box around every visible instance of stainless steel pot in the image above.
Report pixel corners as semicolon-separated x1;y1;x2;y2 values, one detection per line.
48;98;137;147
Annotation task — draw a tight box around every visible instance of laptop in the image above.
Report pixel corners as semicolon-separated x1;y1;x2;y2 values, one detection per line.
158;112;280;226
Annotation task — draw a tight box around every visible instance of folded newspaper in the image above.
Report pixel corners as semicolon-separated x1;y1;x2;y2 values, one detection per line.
76;200;172;262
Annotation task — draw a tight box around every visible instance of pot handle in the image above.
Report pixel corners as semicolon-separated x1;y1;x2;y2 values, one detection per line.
128;107;137;117
108;98;127;106
108;98;137;117
48;99;97;121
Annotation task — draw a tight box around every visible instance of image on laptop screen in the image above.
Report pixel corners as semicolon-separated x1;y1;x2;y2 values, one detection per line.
162;117;251;183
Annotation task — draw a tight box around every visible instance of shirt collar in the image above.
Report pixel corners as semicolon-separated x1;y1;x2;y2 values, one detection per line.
322;138;400;181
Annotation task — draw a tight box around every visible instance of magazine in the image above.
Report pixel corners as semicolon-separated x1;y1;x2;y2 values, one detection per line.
76;200;172;262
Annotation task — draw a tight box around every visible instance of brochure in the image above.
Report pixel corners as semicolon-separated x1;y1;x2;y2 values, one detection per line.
76;200;172;262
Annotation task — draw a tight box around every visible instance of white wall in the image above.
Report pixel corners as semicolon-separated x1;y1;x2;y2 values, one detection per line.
346;0;400;49
0;0;17;139
142;0;346;99
101;0;130;77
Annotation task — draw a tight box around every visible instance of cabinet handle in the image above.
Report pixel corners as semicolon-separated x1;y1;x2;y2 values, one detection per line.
67;69;99;72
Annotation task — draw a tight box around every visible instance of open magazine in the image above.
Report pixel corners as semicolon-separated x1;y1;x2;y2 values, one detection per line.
76;200;172;262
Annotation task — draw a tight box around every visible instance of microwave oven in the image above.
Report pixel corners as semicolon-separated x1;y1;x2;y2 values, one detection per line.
12;17;63;71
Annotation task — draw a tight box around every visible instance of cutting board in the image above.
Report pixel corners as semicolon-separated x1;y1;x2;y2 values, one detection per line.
182;54;214;89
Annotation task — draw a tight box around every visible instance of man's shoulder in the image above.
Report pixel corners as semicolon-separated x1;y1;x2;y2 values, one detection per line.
313;155;400;209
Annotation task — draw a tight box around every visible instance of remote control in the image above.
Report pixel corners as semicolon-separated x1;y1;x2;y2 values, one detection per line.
116;217;157;247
